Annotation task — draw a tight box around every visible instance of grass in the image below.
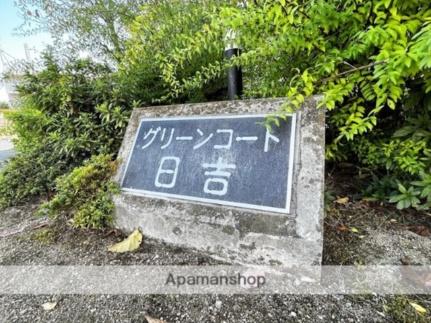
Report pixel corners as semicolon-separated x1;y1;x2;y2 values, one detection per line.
30;227;59;244
383;296;431;322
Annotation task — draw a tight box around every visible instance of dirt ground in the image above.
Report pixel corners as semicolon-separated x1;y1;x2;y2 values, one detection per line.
0;172;430;322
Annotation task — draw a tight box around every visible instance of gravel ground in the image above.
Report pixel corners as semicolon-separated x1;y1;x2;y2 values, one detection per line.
0;201;430;322
0;294;393;322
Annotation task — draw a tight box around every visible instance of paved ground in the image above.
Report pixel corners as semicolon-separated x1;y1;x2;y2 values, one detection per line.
0;149;14;162
0;137;13;150
0;137;14;165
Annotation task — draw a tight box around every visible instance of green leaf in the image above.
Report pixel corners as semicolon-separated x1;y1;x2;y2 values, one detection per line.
398;183;407;194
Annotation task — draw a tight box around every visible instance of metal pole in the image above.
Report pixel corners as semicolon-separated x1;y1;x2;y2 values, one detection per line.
224;28;243;100
224;48;243;100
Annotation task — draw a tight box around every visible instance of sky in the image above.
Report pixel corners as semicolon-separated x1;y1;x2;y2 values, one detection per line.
0;0;52;61
0;0;52;102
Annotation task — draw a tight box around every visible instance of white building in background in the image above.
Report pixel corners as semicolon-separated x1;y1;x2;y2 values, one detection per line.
0;49;17;106
0;72;20;106
0;45;32;107
0;86;9;104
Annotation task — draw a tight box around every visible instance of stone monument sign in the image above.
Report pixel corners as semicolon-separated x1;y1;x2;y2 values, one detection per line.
114;98;324;265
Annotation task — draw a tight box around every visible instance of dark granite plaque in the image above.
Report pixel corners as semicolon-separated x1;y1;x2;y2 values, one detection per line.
121;114;296;213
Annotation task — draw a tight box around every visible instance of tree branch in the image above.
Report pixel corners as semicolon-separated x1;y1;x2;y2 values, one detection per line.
321;60;388;83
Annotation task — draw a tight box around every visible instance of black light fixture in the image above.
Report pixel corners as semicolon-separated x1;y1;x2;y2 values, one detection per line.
224;29;243;100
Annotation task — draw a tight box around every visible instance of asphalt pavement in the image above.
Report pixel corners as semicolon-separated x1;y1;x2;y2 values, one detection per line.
0;149;14;162
0;138;14;165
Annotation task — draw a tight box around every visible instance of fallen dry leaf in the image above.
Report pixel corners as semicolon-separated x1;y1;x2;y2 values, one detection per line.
335;197;349;205
350;227;359;233
409;302;427;315
41;302;57;311
108;229;142;253
144;315;167;323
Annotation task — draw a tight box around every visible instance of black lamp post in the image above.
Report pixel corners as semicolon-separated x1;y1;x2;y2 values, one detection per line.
224;30;243;100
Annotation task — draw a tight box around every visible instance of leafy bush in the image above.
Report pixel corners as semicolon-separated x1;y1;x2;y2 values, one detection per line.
119;0;227;105
38;154;119;229
0;54;130;209
3;0;431;215
126;0;431;209
0;126;13;138
0;101;10;110
0;145;70;209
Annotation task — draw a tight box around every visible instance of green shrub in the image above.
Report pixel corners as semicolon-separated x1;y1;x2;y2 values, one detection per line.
0;145;71;209
38;154;119;229
0;127;13;138
0;101;10;110
3;0;431;214
119;0;227;105
126;0;431;209
0;54;131;209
